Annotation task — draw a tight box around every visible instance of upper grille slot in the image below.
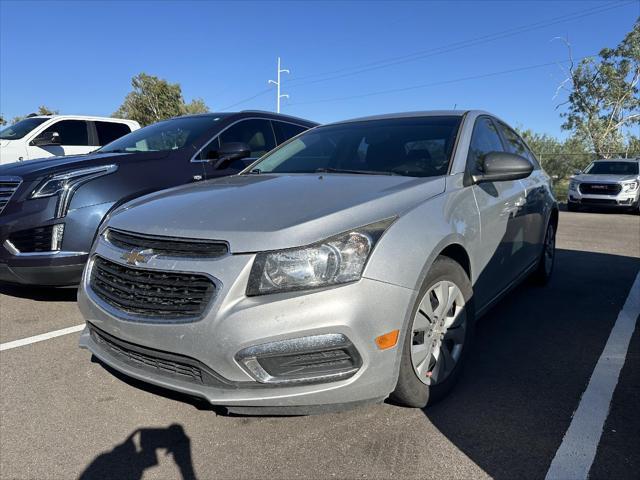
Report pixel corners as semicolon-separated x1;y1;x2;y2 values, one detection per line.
579;183;622;195
0;177;22;215
90;256;216;321
106;228;228;258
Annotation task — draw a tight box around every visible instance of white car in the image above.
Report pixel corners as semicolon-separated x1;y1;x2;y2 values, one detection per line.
0;115;140;165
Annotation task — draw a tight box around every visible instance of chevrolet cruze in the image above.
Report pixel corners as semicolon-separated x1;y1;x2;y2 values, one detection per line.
78;111;558;414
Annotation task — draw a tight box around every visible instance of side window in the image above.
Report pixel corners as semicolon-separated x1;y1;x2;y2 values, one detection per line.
272;121;308;144
467;117;504;173
496;122;540;169
219;119;276;158
41;120;89;146
195;136;221;161
95;122;132;146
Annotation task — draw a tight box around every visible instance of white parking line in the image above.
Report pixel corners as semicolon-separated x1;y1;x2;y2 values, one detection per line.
0;324;85;352
545;271;640;480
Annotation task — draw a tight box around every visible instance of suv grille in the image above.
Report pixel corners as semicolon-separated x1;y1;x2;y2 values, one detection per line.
106;229;228;258
90;256;215;320
579;183;622;195
9;225;54;252
0;177;21;215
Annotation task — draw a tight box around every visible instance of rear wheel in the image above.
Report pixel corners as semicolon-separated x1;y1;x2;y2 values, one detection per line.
390;257;474;408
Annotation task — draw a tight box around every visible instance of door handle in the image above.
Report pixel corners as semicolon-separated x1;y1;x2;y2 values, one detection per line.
192;175;203;181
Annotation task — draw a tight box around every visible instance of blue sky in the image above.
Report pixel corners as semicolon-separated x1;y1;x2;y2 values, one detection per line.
1;0;637;136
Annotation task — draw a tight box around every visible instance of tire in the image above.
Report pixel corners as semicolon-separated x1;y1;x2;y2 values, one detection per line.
532;220;556;286
567;202;578;212
390;256;475;408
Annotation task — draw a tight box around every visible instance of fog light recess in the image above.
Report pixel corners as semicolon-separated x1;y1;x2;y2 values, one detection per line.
236;333;362;385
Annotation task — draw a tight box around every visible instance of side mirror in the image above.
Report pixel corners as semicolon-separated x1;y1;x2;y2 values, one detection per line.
210;142;251;169
573;169;582;175
31;131;61;147
472;152;533;184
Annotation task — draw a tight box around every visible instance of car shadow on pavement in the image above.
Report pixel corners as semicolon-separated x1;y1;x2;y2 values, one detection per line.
78;424;197;480
423;248;640;480
0;283;78;302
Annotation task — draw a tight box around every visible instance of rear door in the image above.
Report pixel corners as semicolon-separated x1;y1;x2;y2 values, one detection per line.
467;116;529;308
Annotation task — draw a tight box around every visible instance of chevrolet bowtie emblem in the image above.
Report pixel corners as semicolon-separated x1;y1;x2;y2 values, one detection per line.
121;249;152;265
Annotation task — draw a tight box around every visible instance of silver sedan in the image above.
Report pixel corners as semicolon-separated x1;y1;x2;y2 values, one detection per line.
78;110;558;414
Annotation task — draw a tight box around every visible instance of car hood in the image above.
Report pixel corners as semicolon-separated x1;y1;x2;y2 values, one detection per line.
574;173;639;183
0;150;170;180
109;173;445;252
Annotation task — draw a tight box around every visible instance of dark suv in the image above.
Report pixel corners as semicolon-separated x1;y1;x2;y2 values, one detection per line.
0;111;317;286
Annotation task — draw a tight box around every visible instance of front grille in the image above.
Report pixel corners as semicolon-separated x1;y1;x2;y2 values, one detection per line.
9;225;53;252
0;177;21;215
90;256;215;320
579;183;622;195
106;228;228;258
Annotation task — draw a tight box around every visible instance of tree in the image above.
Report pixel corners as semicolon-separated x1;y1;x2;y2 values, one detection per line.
114;73;210;126
556;20;640;158
10;105;59;124
183;98;209;115
0;115;6;126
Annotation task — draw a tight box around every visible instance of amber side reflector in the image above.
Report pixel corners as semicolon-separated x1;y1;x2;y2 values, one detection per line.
375;330;399;350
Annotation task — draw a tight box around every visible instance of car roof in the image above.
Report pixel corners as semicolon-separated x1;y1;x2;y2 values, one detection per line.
175;111;318;126
323;110;484;127
26;115;138;124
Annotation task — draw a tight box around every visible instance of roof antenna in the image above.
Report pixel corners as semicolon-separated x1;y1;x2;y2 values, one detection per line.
453;104;457;110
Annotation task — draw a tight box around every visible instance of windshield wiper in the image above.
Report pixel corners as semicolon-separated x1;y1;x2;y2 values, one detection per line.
99;149;133;154
315;168;398;176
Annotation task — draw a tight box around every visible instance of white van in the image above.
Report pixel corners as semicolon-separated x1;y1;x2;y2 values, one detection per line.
0;115;140;165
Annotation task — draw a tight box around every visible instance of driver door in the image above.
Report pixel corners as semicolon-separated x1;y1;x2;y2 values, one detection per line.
467;116;529;309
26;119;92;159
191;119;277;179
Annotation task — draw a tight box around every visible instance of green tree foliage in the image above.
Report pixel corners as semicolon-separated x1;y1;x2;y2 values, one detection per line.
114;73;210;126
558;20;639;158
10;105;59;124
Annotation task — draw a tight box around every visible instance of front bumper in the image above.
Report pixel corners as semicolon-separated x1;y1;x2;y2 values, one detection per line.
78;236;415;409
568;186;639;208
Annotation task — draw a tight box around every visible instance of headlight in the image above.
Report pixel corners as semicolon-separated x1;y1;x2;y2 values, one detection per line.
30;165;117;217
246;218;395;296
621;181;639;193
569;180;579;191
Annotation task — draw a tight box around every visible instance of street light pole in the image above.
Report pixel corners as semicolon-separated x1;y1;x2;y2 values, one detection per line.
268;57;290;113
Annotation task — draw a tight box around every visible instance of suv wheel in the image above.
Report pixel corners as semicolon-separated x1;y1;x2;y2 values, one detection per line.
390;257;474;408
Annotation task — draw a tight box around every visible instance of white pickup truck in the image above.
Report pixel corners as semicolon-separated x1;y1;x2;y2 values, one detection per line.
0;115;140;165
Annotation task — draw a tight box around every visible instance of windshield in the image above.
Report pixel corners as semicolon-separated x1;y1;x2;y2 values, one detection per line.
585;161;639;175
250;116;462;177
0;117;48;140
98;115;226;153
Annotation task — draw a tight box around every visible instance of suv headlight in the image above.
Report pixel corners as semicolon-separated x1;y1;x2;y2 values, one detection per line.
569;180;579;191
621;180;639;193
246;218;395;296
30;165;117;217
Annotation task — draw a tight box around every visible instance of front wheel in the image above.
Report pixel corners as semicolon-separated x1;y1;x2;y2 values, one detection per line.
532;221;556;285
390;257;474;408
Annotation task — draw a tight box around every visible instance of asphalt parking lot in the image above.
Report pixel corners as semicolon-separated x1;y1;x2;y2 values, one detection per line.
1;209;638;480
